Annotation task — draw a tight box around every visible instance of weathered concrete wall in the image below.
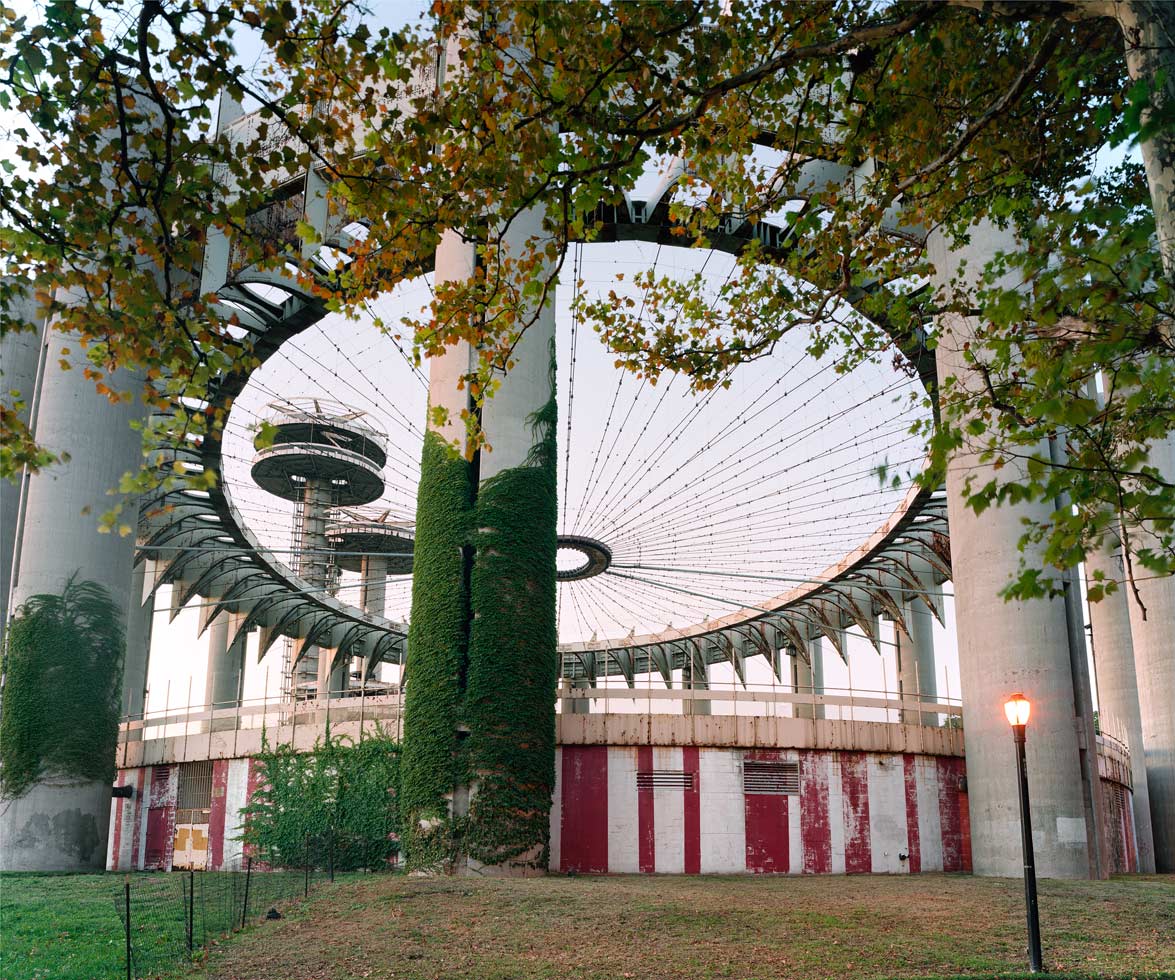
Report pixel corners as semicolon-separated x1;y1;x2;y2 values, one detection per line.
1;778;113;871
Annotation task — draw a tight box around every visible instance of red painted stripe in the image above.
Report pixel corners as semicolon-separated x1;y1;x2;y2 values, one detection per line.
902;754;921;874
208;760;230;870
958;773;972;873
110;772;126;870
683;746;701;875
637;746;655;873
131;768;147;869
937;757;966;872
800;751;832;874
560;746;610;873
745;792;789;873
841;752;871;874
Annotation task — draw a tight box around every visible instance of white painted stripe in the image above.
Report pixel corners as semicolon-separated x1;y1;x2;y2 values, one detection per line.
106;798;118;870
549;747;562;872
607;747;640;873
786;750;803;874
699;749;744;873
134;767;153;869
867;754;908;873
653;746;684;874
827;753;846;874
222;758;249;870
915;756;944;871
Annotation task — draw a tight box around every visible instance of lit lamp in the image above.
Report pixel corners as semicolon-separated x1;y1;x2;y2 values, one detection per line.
1005;693;1043;973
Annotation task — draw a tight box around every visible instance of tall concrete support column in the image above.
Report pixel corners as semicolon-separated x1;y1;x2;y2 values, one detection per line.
120;560;154;722
682;655;711;717
1121;433;1175;871
793;645;825;721
1086;536;1156;872
0;327;145;871
896;584;938;726
930;224;1102;879
205;612;245;731
359;555;389;617
565;679;592;715
0;287;47;648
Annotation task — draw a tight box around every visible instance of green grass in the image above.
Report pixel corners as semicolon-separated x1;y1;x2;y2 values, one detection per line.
3;872;1173;980
1;873;129;980
0;870;330;980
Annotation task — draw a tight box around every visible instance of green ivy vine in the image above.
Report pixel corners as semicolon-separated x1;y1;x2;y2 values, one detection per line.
463;381;559;870
241;726;401;871
0;575;125;799
401;345;559;873
400;429;473;871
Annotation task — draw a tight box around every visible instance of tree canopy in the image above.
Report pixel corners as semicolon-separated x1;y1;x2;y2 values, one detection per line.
1;0;1172;601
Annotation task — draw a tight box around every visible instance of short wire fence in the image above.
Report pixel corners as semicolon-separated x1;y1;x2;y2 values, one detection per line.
113;833;343;980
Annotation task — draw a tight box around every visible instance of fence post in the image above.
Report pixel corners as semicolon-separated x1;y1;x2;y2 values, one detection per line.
241;856;252;930
187;868;194;954
328;826;335;883
124;877;132;980
304;832;310;897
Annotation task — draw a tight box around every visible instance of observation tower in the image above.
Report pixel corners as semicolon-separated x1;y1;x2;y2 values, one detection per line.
325;507;415;619
251;398;387;698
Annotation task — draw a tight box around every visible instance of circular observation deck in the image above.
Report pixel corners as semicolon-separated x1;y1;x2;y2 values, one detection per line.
326;510;416;575
251;398;388;506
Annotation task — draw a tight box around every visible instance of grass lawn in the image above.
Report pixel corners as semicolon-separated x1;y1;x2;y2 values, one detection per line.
2;872;1172;980
200;873;1175;980
1;872;129;980
0;870;328;980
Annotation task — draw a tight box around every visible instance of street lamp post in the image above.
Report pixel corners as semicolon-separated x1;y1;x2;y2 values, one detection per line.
1005;693;1043;973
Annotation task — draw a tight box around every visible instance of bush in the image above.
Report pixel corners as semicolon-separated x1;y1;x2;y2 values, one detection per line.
241;726;401;871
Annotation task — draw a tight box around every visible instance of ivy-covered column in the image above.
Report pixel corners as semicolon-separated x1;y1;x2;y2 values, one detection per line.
402;203;559;873
462;205;559;874
400;230;477;870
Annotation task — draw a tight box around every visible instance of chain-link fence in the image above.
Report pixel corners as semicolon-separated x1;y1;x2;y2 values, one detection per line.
114;835;343;980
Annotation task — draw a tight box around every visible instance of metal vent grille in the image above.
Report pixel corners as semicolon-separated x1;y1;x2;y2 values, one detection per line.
636;770;694;791
177;760;214;810
743;760;800;795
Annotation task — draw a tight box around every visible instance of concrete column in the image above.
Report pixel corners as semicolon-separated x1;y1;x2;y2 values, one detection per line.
896;586;938;727
120;560;154;722
1086;535;1156;872
205;612;245;731
293;479;348;698
0;327;145;871
1121;432;1175;872
1;286;47;647
359;554;389;617
565;678;592;715
682;656;711;717
930;223;1100;879
792;645;825;721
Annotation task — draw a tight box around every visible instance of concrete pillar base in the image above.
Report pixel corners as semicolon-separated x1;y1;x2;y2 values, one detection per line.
0;778;113;871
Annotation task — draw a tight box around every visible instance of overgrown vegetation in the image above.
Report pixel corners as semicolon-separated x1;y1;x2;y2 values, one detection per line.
0;575;124;799
241;727;401;872
464;384;559;870
400;430;473;871
402;362;559;873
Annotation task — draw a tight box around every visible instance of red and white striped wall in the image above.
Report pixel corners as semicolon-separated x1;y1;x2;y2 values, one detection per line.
110;744;1139;876
109;758;253;871
552;746;973;875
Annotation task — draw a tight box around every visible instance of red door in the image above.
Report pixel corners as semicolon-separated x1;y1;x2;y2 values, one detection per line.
144;807;171;869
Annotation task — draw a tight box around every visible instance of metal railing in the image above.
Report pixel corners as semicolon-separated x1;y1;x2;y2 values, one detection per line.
118;679;963;762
